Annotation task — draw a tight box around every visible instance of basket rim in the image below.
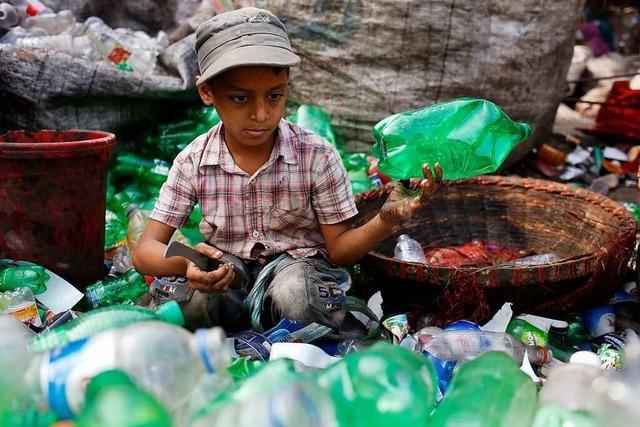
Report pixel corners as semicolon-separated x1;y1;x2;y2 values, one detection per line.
355;175;637;285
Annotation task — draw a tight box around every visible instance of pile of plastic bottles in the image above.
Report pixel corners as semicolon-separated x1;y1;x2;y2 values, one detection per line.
2;284;640;427
0;2;168;74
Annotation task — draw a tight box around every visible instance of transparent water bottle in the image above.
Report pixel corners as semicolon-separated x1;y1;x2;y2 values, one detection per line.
25;322;231;419
21;10;75;35
0;3;20;30
415;326;552;365
393;234;426;263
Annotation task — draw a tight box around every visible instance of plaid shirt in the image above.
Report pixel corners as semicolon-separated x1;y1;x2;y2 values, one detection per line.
151;119;358;261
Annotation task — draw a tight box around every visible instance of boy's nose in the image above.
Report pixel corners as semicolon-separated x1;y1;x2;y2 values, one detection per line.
250;99;268;122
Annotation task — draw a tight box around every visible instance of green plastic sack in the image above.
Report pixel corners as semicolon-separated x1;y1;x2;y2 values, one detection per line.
372;98;531;180
316;343;437;427
428;351;537;427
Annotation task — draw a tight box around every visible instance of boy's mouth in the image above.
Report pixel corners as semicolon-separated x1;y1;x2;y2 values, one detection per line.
243;128;271;139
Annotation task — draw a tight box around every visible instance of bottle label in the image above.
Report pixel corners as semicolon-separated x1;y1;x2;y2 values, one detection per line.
6;299;42;327
43;332;116;418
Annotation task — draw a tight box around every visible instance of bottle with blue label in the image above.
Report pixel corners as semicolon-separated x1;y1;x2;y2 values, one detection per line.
24;322;231;420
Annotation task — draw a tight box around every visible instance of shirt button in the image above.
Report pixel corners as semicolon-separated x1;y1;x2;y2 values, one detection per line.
252;230;259;238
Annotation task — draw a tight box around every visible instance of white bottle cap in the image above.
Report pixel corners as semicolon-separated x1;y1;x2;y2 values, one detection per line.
570;351;601;367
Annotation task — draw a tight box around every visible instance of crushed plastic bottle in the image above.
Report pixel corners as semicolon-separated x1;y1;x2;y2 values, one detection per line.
28;300;184;353
416;326;552;365
393;234;427;263
75;370;173;427
149;275;194;304
428;351;537;427
372;98;531;180
25;322;230;419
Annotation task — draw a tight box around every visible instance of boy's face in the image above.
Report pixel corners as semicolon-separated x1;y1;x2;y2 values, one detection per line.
198;66;288;149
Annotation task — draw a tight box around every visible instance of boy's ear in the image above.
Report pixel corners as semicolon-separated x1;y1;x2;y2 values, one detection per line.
197;80;216;106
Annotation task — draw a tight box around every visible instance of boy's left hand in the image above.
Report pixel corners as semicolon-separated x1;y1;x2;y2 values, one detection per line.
379;163;443;226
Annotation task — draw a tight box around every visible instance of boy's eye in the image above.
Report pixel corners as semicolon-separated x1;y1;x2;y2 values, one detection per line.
230;95;249;103
268;92;283;101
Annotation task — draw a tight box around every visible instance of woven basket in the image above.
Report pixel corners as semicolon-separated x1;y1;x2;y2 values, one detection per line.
353;175;637;324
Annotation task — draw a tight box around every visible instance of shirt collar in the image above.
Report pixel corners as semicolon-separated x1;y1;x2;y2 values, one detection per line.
200;119;298;169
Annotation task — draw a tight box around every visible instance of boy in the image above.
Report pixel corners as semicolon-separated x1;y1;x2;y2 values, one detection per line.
132;7;442;334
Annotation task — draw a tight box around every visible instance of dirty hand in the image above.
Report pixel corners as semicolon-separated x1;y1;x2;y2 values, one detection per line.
379;163;443;225
185;243;235;293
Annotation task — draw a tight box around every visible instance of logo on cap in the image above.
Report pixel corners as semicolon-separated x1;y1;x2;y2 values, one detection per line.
247;14;271;24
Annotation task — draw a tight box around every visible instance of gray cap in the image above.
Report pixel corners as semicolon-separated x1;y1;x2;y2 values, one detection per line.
195;7;300;86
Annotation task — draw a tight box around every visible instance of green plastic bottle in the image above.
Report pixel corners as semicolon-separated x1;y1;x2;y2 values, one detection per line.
507;318;577;363
112;153;170;187
75;370;172;427
428;351;537;427
85;270;148;309
0;260;49;295
28;301;184;353
104;210;127;250
290;104;346;159
372;98;531;180
316;343;437;427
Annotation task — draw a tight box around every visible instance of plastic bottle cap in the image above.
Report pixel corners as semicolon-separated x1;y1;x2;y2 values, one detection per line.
156;300;185;326
124;203;141;218
570;351;602;367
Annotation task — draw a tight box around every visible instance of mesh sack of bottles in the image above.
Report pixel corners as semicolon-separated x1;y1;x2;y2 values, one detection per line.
353;175;637;325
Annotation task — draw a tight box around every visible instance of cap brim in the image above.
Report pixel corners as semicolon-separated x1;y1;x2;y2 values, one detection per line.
197;45;300;86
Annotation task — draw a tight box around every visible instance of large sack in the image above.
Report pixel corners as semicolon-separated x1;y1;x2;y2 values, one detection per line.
232;0;583;166
0;0;214;133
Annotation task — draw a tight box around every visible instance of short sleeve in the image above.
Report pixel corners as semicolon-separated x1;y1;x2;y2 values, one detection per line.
150;153;197;229
311;144;359;224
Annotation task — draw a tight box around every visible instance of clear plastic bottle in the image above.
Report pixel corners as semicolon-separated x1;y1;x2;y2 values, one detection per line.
393;234;426;263
0;3;20;30
590;340;640;426
415;326;552;365
28;300;184;353
126;203;148;252
126;203;190;253
25;321;231;419
21;10;75;35
0;287;42;327
532;352;603;427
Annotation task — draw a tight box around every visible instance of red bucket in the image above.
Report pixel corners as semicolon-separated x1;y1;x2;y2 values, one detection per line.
0;130;116;289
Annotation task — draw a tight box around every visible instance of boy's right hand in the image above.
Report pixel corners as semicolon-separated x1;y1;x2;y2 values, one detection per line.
185;243;236;293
